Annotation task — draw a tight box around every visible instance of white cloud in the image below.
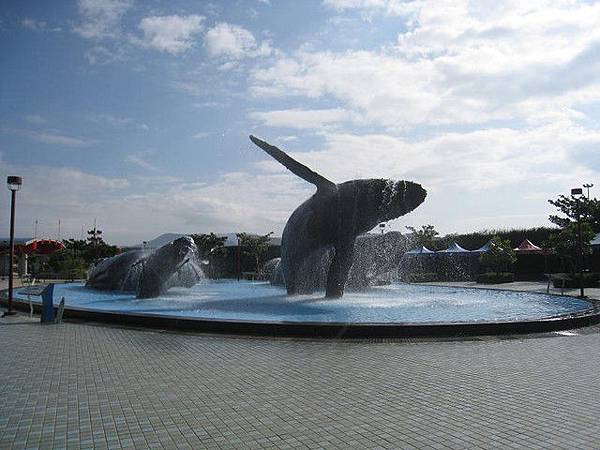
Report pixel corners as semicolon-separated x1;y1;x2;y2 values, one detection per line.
205;22;272;59
24;114;48;125
118;171;312;238
1;127;94;148
74;0;133;39
276;135;298;142
89;113;148;130
298;124;600;194
240;121;600;235
192;132;211;139
0;162;130;240
137;15;205;54
250;108;353;129
251;1;600;130
124;152;158;171
323;0;419;16
21;18;47;31
84;45;126;65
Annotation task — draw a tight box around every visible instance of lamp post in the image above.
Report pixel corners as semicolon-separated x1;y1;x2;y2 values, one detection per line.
4;176;23;317
571;187;585;298
583;183;594;199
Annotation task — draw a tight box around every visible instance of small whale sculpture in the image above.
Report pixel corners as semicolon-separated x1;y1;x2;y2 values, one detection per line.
86;236;203;298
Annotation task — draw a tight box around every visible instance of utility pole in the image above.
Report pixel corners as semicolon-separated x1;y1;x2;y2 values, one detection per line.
571;187;586;298
4;176;23;317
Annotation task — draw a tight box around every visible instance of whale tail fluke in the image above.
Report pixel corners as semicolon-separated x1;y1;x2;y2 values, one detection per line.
249;135;336;192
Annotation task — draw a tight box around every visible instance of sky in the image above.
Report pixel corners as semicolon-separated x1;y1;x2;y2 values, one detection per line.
1;0;600;246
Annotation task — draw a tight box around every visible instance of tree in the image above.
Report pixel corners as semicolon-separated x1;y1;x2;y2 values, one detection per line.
544;222;595;273
548;194;600;233
236;232;274;273
191;233;227;257
45;247;88;279
405;224;439;249
479;236;516;273
63;238;119;264
191;233;227;278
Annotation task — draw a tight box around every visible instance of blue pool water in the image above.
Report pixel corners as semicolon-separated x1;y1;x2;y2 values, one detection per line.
17;280;593;324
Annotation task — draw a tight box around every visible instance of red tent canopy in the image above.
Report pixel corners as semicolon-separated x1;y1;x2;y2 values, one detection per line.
513;239;544;254
24;239;65;255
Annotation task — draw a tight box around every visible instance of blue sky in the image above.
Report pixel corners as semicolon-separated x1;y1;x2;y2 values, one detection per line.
1;0;600;245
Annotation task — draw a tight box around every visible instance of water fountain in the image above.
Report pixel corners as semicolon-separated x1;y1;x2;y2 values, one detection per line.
10;138;600;337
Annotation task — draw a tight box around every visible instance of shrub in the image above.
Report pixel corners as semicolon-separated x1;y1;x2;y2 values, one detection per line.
552;272;600;288
476;272;514;284
405;272;439;283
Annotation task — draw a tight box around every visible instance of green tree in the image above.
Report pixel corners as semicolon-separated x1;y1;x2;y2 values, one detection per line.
191;233;227;278
548;194;600;233
236;232;274;273
544;222;595;273
479;236;517;273
63;238;119;264
46;248;88;279
405;224;439;249
191;233;227;257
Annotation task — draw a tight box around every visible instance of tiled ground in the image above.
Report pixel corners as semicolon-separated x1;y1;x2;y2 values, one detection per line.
2;320;600;449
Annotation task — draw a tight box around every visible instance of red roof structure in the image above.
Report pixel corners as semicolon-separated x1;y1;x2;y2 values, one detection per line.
24;239;65;255
513;239;544;254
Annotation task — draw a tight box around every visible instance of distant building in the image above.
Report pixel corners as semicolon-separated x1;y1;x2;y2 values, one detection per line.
0;238;32;277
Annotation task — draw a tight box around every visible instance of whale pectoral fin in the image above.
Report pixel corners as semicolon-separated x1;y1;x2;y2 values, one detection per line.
325;240;355;298
249;135;336;193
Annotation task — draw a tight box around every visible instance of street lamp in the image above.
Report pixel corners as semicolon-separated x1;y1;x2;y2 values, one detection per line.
378;223;386;234
583;183;594;199
571;187;585;298
4;176;23;317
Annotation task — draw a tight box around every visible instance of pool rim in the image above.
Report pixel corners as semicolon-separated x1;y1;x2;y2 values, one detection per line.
3;284;600;338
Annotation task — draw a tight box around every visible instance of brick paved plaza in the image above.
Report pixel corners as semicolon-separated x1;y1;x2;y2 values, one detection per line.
1;315;600;449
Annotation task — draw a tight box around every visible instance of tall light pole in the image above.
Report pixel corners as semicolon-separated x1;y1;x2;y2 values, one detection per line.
4;176;23;317
583;183;594;199
571;187;585;298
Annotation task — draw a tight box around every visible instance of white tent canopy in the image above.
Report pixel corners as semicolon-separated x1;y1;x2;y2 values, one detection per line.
438;242;471;254
471;241;491;253
405;246;436;255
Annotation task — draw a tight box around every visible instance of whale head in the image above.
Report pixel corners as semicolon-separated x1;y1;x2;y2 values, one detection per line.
336;179;426;234
378;179;427;221
136;236;199;298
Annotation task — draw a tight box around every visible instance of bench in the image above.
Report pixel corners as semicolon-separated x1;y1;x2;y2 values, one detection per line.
545;273;572;294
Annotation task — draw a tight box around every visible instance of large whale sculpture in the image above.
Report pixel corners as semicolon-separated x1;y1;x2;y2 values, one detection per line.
249;135;426;298
86;236;203;298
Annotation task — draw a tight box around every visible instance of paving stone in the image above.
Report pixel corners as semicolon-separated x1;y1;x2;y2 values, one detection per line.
2;321;600;448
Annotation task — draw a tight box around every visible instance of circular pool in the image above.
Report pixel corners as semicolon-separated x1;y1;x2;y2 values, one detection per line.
13;280;599;337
